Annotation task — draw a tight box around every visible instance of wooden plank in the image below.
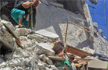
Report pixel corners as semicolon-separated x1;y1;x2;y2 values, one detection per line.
65;45;93;58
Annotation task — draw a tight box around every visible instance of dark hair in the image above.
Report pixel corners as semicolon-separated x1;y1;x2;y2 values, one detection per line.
53;42;64;54
68;54;75;60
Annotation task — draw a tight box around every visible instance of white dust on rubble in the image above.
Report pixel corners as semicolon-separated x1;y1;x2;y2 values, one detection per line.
0;20;59;70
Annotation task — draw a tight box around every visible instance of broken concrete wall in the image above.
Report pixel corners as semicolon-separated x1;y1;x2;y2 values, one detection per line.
0;20;107;70
35;1;108;56
1;0;108;56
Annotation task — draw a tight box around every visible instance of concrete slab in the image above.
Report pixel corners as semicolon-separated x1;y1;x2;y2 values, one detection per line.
88;60;108;69
35;29;59;39
37;43;55;56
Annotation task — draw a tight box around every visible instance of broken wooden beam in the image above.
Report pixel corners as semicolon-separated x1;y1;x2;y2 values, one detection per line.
65;45;93;58
3;23;23;49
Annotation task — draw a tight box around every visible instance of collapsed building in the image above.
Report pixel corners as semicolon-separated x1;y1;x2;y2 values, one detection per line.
0;0;108;70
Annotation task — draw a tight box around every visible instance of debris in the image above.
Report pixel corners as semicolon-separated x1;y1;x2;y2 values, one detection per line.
3;23;23;49
16;28;31;36
0;0;108;69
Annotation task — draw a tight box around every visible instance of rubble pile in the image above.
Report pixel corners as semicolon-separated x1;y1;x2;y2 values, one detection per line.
0;20;59;70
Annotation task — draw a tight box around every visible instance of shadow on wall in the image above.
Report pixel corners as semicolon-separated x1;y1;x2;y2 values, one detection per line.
57;0;86;16
76;39;94;49
34;4;66;42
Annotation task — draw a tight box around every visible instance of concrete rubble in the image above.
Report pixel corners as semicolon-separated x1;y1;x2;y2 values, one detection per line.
0;20;59;70
0;0;108;70
0;19;108;69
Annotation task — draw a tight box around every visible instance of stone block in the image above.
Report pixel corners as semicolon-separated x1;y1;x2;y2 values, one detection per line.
88;59;108;69
37;43;55;56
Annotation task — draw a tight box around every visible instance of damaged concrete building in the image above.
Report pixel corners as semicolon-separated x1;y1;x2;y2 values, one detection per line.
0;0;108;70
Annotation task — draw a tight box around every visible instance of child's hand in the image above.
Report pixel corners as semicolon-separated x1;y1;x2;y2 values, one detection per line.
56;52;64;57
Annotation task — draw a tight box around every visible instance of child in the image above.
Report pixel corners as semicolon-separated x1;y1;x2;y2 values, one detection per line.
52;41;64;56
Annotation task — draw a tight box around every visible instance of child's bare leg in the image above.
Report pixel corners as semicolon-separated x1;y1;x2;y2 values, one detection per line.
18;17;23;27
